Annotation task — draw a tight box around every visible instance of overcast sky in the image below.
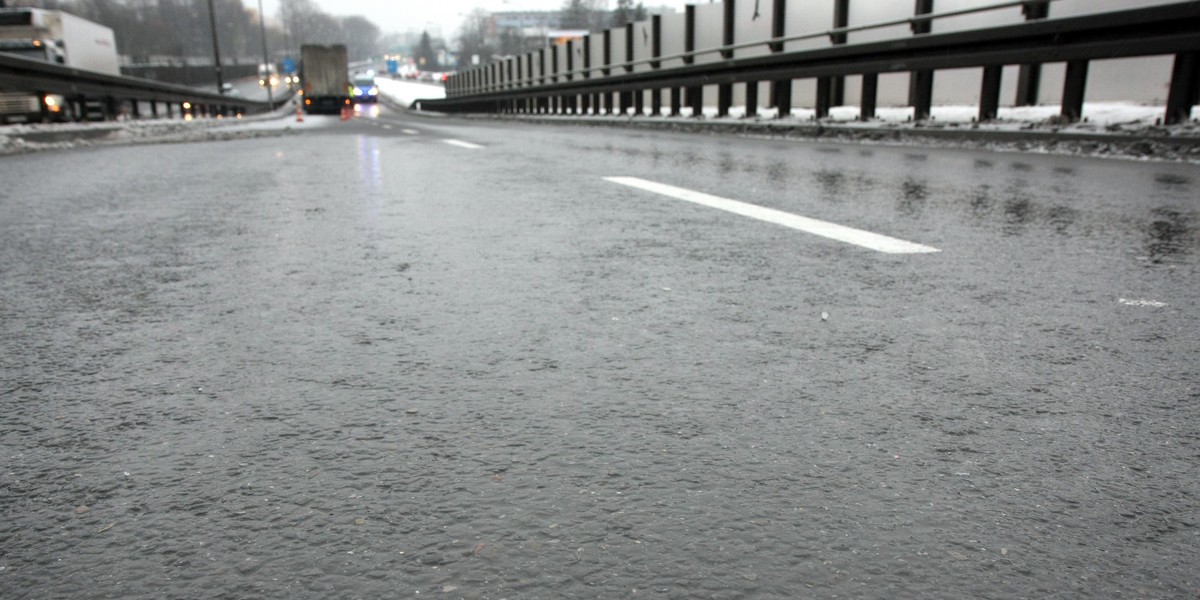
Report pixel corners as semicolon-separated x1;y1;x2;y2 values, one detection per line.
251;0;692;39
246;0;1171;40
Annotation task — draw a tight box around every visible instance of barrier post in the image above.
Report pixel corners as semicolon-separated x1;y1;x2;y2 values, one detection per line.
831;0;849;106
1060;60;1089;122
1165;52;1200;125
603;30;614;115
539;48;546;87
566;40;576;114
860;73;878;120
717;0;734;117
582;35;592;114
651;15;663;116
685;5;703;117
1015;1;1050;106
909;0;935;121
622;23;635;115
769;0;790;117
979;65;1002;122
817;0;850;118
816;78;831;119
551;47;560;113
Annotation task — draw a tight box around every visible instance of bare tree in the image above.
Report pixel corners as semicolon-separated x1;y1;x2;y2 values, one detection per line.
342;15;380;62
9;0;388;66
455;8;495;66
559;0;605;32
611;0;647;28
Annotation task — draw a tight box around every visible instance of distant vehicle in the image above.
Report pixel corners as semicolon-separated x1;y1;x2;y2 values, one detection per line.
258;63;278;87
220;82;241;97
351;73;377;103
300;44;349;114
0;7;118;124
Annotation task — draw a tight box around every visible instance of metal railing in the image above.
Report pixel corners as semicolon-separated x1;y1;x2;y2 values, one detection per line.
471;0;1056;92
424;1;1200;125
0;52;283;123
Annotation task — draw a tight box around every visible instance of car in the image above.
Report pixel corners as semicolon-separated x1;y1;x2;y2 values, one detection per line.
258;63;278;87
351;73;377;103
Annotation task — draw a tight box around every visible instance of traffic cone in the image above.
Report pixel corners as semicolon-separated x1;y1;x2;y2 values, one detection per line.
296;106;304;122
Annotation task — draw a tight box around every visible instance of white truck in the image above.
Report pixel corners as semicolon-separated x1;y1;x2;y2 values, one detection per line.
0;8;119;123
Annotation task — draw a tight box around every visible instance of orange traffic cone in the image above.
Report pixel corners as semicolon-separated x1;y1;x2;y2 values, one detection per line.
296;106;304;122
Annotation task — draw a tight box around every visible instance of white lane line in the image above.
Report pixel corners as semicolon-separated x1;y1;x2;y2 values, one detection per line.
401;128;419;135
604;176;940;255
443;139;483;149
1119;298;1168;307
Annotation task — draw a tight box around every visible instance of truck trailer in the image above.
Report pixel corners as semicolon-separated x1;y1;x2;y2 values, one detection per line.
0;7;119;123
300;44;349;115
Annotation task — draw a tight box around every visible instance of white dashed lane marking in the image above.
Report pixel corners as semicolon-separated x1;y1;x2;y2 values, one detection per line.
1119;298;1168;307
604;176;940;255
444;139;484;149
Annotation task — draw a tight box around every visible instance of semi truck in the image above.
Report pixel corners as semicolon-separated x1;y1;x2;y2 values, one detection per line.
0;7;119;123
300;44;349;114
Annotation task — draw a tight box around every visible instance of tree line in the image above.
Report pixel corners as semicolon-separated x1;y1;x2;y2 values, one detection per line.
456;0;648;66
1;0;649;71
2;0;384;64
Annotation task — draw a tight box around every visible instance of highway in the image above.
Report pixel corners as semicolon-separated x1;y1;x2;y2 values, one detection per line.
1;103;1198;599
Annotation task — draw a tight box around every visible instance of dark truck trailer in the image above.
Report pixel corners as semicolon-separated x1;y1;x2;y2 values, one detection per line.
300;44;349;114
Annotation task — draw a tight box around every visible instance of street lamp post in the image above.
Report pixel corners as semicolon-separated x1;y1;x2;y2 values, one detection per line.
258;0;273;106
206;0;224;94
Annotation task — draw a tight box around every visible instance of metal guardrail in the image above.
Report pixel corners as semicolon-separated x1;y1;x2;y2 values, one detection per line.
0;52;284;122
424;1;1200;125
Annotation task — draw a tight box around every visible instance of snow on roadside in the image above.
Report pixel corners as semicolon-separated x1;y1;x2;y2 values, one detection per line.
374;78;445;107
368;75;1191;131
704;102;1186;128
0;80;443;155
0;102;308;156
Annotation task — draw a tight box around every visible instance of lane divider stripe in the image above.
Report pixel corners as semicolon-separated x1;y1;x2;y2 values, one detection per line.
444;139;483;149
604;176;940;255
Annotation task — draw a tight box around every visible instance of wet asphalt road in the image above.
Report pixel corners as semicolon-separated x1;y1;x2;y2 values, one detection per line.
1;106;1198;600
